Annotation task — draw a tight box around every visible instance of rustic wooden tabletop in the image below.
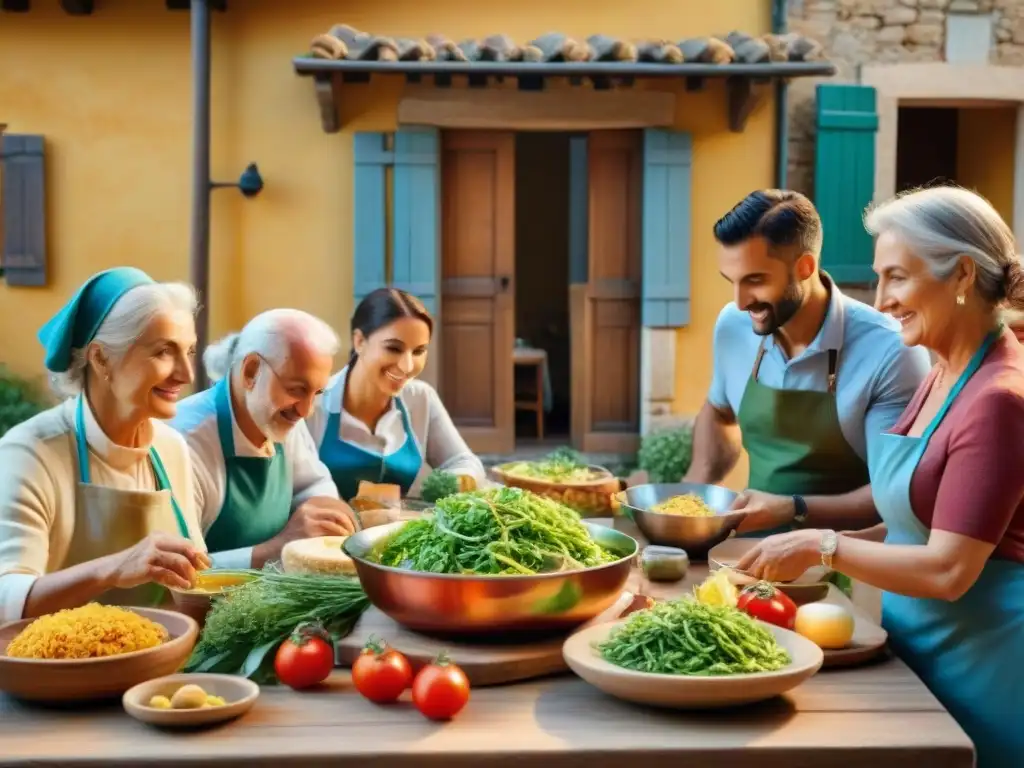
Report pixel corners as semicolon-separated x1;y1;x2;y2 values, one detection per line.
0;519;975;768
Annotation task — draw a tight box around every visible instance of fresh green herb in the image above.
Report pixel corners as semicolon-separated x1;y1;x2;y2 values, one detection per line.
597;598;791;676
421;469;461;503
0;366;48;438
637;425;694;483
184;568;370;684
370;486;622;575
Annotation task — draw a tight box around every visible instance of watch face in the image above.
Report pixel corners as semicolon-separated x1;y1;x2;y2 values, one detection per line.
819;530;838;555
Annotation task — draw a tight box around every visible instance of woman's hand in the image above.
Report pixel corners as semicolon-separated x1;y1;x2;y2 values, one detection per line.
735;529;823;583
112;532;211;591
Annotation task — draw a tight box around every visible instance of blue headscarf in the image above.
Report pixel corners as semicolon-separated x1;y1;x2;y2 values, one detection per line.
37;267;155;373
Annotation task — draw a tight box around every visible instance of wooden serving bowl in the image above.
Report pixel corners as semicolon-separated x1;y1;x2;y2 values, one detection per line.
123;673;259;728
491;463;623;518
0;607;199;703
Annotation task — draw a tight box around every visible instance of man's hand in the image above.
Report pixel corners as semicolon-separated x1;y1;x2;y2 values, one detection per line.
730;490;796;534
253;497;358;567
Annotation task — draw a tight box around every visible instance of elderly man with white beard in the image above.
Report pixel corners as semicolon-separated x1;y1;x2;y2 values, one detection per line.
171;309;357;570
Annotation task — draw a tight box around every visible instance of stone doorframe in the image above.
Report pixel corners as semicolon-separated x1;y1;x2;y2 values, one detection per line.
861;62;1024;243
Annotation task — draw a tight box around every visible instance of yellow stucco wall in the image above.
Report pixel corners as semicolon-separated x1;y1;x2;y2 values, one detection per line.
957;106;1018;226
1;0;772;483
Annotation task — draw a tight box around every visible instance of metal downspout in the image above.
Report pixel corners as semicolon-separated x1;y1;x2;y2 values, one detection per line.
189;0;212;391
772;0;789;188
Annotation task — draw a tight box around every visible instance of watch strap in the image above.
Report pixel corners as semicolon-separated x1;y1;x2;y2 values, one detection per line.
792;495;809;527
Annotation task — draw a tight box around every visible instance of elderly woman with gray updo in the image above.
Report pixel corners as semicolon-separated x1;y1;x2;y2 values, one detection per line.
736;186;1024;767
0;268;209;623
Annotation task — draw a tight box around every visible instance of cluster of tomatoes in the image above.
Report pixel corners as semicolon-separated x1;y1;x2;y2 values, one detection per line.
273;625;470;721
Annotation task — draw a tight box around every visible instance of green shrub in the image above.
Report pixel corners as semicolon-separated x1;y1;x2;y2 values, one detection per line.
421;469;460;503
0;367;48;438
637;424;694;483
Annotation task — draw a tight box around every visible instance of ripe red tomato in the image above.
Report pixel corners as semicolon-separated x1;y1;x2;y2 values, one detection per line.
737;582;798;630
274;623;335;690
351;636;413;704
412;653;470;721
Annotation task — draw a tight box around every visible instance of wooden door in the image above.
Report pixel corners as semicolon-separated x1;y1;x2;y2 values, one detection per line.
439;131;516;456
571;131;642;454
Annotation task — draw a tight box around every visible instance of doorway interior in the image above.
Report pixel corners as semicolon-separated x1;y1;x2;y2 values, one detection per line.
896;103;1018;224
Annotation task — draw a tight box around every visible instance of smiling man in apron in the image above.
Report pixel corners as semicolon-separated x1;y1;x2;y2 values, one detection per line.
171;309;358;570
683;190;931;536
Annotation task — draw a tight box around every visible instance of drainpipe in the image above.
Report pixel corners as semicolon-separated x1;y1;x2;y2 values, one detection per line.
772;0;788;188
189;0;212;391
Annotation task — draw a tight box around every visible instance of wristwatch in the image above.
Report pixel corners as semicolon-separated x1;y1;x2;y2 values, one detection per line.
819;529;839;569
792;495;809;527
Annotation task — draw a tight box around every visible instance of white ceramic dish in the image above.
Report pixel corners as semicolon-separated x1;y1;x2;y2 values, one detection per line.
563;618;824;709
123;673;259;728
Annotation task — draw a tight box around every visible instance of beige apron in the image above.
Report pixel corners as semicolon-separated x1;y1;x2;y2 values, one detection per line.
62;397;192;608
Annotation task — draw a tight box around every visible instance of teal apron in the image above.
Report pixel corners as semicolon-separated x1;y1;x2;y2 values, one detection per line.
737;340;870;537
72;396;190;607
869;328;1024;768
318;396;422;502
203;377;292;552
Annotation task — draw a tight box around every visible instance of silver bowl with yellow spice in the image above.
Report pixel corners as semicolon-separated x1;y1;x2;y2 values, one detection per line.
0;605;198;702
616;482;744;558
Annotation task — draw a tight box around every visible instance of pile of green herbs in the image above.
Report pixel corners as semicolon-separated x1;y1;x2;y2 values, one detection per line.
184;567;370;684
370;486;622;575
597;598;791;676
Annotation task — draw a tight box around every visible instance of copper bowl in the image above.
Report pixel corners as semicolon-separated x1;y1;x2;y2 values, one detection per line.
491;463;623;518
342;520;639;637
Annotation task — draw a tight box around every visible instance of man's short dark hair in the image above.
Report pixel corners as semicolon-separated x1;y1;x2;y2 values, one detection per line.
713;189;823;259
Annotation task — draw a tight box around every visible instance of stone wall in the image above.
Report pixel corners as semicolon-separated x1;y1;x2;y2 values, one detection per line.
785;0;1024;197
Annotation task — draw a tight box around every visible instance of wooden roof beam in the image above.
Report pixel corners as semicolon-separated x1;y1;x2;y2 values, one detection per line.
166;0;227;11
60;0;93;14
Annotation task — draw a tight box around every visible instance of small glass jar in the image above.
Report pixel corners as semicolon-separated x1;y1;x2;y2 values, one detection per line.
640;545;690;582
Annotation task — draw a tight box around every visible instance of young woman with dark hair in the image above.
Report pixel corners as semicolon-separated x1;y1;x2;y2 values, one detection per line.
306;288;485;501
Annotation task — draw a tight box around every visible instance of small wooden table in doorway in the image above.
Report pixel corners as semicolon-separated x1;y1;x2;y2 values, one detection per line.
513;346;548;439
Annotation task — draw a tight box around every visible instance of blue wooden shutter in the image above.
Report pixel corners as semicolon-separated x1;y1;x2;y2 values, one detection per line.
353;132;390;306
1;134;47;287
814;84;878;284
641;129;692;327
392;128;440;315
568;135;589;285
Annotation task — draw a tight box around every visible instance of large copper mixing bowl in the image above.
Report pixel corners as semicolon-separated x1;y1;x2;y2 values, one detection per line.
342;520;638;637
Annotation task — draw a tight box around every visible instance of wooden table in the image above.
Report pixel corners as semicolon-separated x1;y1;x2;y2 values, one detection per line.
0;521;975;768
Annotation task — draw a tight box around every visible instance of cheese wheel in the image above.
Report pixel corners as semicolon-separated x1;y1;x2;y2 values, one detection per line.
281;536;356;575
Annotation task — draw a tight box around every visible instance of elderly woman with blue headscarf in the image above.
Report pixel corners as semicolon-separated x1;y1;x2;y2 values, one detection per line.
0;267;210;622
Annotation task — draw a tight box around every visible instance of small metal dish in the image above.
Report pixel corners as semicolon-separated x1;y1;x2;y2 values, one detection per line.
616;482;744;558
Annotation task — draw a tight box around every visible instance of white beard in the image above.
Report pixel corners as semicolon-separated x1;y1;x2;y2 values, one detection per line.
244;367;293;444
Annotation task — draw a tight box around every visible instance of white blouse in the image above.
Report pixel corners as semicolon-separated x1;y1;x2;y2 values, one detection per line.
306;367;487;497
170;383;339;570
0;398;204;622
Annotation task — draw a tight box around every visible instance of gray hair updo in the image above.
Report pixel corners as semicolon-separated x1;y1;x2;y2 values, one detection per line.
864;185;1024;311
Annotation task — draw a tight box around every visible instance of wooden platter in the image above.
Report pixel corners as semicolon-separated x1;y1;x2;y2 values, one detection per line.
336;591;646;687
820;601;890;669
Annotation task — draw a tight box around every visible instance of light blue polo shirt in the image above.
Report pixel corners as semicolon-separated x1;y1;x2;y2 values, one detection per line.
707;283;932;462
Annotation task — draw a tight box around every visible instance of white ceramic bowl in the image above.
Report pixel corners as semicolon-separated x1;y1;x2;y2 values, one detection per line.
563;618;824;709
123;673;259;728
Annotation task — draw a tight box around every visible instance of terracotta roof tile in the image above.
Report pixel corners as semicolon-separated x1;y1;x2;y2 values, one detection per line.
308;26;825;67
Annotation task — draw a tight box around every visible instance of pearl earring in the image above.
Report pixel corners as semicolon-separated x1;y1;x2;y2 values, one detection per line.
956;295;965;306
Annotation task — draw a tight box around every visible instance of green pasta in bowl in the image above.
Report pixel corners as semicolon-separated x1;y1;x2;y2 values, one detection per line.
596;599;791;676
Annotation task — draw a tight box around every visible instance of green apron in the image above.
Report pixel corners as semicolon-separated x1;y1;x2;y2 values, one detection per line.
737;339;870;537
203;377;293;553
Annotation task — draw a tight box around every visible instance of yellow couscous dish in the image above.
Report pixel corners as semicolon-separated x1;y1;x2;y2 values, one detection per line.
5;603;168;660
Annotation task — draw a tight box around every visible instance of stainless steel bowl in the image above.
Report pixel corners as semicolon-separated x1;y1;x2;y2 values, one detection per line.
616;482;743;558
342;520;638;637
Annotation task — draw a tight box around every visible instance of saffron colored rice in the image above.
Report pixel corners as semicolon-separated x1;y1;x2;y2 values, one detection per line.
5;603;168;660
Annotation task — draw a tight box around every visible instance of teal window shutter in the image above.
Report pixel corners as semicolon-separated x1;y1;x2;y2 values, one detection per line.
392;128;440;315
814;84;879;284
1;134;48;287
353;132;390;306
641;129;692;327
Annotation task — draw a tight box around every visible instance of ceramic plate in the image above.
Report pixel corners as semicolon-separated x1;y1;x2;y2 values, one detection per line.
123;673;259;728
563;618;824;709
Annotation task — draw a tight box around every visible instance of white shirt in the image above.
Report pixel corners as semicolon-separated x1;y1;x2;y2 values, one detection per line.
170;382;339;570
306;367;487;497
0;398;204;622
